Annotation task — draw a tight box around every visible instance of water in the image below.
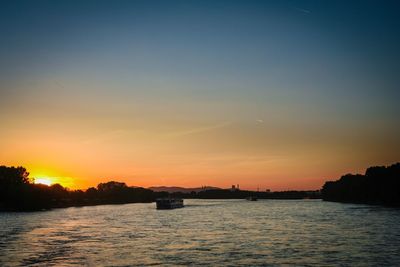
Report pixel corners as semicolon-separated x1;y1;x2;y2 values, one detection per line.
1;199;400;266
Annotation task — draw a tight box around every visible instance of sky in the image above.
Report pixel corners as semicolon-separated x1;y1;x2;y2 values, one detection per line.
0;0;399;190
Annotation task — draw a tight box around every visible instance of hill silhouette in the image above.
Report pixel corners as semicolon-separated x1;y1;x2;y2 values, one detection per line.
149;186;220;193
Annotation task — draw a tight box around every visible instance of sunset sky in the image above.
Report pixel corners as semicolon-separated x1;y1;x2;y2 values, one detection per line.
0;0;399;190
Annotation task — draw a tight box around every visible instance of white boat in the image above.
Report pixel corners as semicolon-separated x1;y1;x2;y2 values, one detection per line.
156;198;184;209
246;196;258;201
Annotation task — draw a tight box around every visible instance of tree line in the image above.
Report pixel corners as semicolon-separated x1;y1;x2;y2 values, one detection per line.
322;162;400;206
0;165;321;211
4;162;398;211
0;166;156;211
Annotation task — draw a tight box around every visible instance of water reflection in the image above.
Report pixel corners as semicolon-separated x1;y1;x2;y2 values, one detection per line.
1;200;400;266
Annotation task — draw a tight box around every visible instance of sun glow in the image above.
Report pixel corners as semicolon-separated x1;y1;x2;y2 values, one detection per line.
34;178;53;186
33;175;77;189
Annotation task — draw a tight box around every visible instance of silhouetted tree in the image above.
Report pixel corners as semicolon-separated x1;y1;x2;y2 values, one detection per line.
0;166;156;211
0;166;33;210
0;166;30;190
322;163;400;206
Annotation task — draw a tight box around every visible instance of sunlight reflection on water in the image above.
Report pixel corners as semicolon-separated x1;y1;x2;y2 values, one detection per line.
1;199;400;266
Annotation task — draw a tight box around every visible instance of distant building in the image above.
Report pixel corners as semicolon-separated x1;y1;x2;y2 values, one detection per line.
230;184;240;192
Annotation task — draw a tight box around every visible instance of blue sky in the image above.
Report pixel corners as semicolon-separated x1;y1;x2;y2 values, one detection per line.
0;0;399;189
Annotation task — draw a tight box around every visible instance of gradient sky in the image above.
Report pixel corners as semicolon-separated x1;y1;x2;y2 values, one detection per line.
1;0;399;190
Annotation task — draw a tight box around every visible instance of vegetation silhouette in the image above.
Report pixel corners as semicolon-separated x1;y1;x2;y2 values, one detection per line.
1;162;399;211
322;163;400;206
0;165;320;211
0;166;154;211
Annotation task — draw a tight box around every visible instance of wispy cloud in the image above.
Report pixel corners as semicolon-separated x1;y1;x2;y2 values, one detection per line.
292;6;311;14
165;121;232;138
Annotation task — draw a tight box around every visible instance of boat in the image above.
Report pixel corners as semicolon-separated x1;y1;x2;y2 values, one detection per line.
246;196;258;201
156;198;184;209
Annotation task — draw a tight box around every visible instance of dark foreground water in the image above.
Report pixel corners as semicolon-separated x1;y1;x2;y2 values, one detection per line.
1;199;400;266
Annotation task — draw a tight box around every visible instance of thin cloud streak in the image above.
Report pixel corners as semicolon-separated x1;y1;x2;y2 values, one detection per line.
291;6;311;14
165;121;233;139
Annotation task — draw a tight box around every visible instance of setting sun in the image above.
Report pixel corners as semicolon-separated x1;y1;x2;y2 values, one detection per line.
34;178;53;186
29;169;77;189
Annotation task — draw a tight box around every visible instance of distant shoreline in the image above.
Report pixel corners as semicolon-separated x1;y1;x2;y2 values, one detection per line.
0;184;321;212
1;163;399;211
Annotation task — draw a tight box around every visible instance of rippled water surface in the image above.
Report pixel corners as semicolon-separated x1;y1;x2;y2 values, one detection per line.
1;199;400;266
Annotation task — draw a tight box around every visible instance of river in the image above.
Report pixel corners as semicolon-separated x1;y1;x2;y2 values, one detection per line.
1;199;399;266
